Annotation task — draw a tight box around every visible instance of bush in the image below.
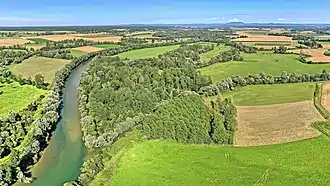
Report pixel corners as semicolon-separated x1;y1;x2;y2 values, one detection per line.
324;50;330;56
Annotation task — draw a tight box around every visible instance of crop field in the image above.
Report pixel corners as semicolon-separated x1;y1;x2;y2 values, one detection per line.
70;49;86;57
0;38;29;46
234;31;293;42
222;83;315;106
71;46;104;53
199;45;232;61
322;83;330;113
10;56;70;82
116;45;180;59
0;82;46;118
24;43;46;50
92;43;121;48
290;49;330;63
199;52;330;82
110;136;330;186
28;34;122;42
236;100;323;146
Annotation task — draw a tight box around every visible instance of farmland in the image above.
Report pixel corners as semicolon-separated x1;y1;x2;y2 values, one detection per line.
199;52;330;82
199;45;232;62
110;137;330;186
236;101;323;146
0;82;46;118
290;48;330;63
0;38;29;46
10;56;70;82
27;34;122;42
116;45;180;59
222;83;315;106
70;49;86;57
71;46;103;53
92;43;121;48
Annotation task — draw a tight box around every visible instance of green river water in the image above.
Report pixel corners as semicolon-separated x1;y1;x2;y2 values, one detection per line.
29;62;88;186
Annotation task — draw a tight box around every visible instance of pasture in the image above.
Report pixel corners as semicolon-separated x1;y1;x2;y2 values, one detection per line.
70;49;86;57
93;43;121;49
199;45;232;62
199;52;330;82
10;56;70;82
116;45;180;59
110;136;330;186
222;83;315;106
0;82;46;118
236;100;323;146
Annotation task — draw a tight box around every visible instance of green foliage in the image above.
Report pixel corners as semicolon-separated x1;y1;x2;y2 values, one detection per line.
141;93;228;144
324;50;330;56
200;44;232;62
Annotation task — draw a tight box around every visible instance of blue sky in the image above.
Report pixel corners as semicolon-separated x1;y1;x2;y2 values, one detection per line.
0;0;329;26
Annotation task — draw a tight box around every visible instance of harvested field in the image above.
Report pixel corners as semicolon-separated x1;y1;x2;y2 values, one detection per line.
26;33;122;42
235;100;324;146
235;31;292;42
0;38;29;46
290;49;330;63
322;44;330;49
72;46;104;53
321;83;330;113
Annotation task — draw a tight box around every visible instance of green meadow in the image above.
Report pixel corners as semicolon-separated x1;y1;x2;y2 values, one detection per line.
116;45;180;59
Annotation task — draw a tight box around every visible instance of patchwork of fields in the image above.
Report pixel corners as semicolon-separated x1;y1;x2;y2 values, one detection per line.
116;45;180;59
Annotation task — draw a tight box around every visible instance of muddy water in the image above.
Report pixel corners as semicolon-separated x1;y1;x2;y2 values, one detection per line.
29;62;88;186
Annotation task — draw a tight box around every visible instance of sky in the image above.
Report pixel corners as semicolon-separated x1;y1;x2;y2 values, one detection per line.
0;0;329;26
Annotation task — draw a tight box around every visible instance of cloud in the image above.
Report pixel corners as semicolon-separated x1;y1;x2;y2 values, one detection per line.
0;16;58;23
277;18;285;21
227;18;240;22
211;17;218;20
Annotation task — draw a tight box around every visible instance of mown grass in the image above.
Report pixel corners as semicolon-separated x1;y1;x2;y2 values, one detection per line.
10;56;70;82
0;82;46;118
199;45;232;62
26;38;51;43
70;49;86;57
111;137;330;186
116;45;180;59
220;83;315;106
199;52;330;83
93;43;121;49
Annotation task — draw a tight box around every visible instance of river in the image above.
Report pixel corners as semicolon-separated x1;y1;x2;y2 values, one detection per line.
29;61;88;186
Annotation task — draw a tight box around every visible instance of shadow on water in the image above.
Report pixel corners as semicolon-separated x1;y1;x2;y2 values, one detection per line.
29;61;89;186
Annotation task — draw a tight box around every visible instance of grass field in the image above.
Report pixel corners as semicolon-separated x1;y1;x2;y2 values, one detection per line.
26;38;51;43
10;56;70;82
110;136;330;186
199;45;232;62
222;83;315;106
199;52;330;82
70;49;86;57
236;100;323;146
0;82;46;118
93;43;121;48
116;45;180;59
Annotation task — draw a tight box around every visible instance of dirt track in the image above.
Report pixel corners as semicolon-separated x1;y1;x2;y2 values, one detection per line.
235;100;324;147
322;84;330;112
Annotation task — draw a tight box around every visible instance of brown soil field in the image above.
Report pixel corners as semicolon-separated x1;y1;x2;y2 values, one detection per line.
322;44;330;49
235;31;293;42
0;38;29;46
235;100;324;147
72;46;104;53
26;33;122;42
290;49;330;63
321;83;330;113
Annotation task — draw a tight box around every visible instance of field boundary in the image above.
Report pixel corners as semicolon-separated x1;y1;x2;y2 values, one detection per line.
314;83;330;119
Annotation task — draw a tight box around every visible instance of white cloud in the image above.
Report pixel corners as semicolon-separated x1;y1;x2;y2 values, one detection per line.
228;18;240;22
277;18;285;21
221;17;226;20
211;17;218;20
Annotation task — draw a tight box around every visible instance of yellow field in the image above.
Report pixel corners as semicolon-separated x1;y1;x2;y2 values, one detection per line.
290;48;330;63
72;46;104;53
235;101;324;147
0;38;29;46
